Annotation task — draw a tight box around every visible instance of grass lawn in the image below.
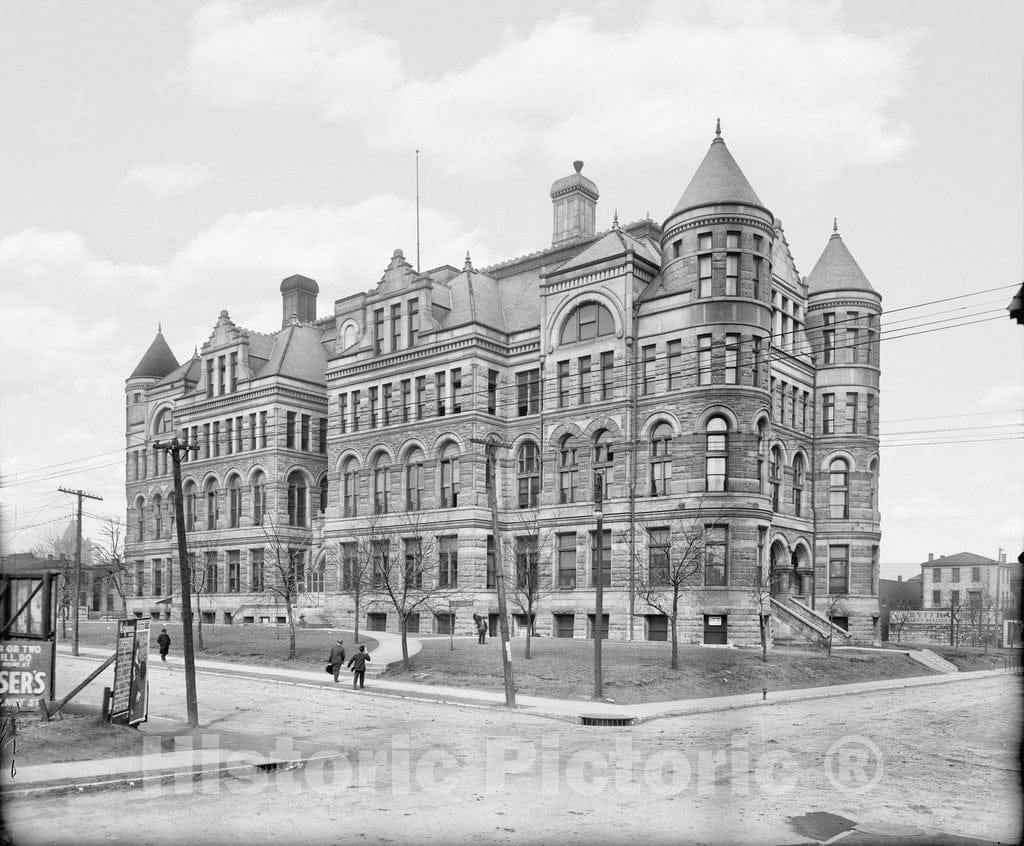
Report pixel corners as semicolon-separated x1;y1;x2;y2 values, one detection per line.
70;621;378;672
2;708;146;767
907;644;1020;672
384;636;941;704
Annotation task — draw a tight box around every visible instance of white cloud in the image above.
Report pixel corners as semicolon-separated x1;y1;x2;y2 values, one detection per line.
182;1;919;183
976;383;1024;410
118;162;215;196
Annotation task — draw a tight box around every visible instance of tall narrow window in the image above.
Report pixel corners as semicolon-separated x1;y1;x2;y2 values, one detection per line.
822;313;836;365
251;471;265;526
866;394;876;435
557;360;569;408
217;355;226;395
369;387;379;429
342;460;358;518
287;471;307;527
790;386;798;429
769;447;782;512
829;458;849;519
415;377;425;420
868;314;879;364
250;549;264;593
286;412;296;448
407;298;419;346
869;457;879;514
705;417;728;491
434;371;446;417
578;356;592;404
404;538;423;589
212;421;220;457
318;476;328;515
515;536;539;590
228;475;241;528
822;393;835;435
382;383;392;426
370;541;388;588
593;431;614;501
450;369;462;414
792;454;805;517
300;414;310;450
206;359;214;398
486;535;497;589
227;551;240;593
372;455;390;515
225;418;234;455
184;484;197;532
438;536;458;587
405;448;424;511
259;411;268;448
318;417;328;453
698;335;713;385
205;551;219;593
517;441;540;509
829;545;849;594
846;392;859;434
705;526;728;586
698;232;713;298
650;423;673;497
641;345;656;394
391;302;402;352
517;369;540;416
373;308;385;355
487;370;498;415
439;445;459;508
725;334;739;385
800;392;808;431
725;252;739;296
557;533;577;589
666;340;681;390
600;351;614;400
558;437;578;504
847;312;861;364
648;527;670;586
350;389;360;432
229;352;238;392
401;380;411;423
205;480;219;529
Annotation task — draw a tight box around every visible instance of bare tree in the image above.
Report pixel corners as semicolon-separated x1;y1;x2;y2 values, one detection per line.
823;595;849;657
361;510;448;670
504;518;554;660
33;533;74;636
976;584;1004;652
634;500;724;670
253;514;313;660
749;550;784;663
95;517;132;618
338;538;374;645
887;601;912;645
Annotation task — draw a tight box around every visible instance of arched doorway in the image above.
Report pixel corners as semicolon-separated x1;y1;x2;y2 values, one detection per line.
769;540;791;597
791;544;812;597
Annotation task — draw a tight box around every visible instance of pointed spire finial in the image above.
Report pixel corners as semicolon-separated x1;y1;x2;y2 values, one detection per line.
464;250;473;271
612;209;619;229
157;322;162;334
715;117;722;137
833;217;839;236
193;346;199;359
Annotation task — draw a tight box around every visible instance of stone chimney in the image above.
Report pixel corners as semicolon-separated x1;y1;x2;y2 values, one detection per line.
928;553;934;562
998;550;1007;564
279;275;319;328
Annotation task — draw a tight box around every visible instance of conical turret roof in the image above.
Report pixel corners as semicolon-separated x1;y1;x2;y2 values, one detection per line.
671;123;765;216
806;223;879;297
129;327;179;379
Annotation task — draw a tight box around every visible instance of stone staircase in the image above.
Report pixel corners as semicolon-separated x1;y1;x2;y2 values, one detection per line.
770;596;854;646
907;648;959;674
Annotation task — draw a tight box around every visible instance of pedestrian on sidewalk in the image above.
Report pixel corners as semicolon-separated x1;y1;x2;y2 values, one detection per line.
347;644;371;689
474;613;487;645
157;628;171;662
327;639;346;683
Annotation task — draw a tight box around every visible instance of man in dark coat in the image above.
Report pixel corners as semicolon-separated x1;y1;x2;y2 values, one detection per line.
157;628;171;662
347;644;371;689
327;639;346;683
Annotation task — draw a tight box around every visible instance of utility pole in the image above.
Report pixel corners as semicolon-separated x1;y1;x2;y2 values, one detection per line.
472;436;516;707
593;472;604;700
156;438;200;727
58;487;103;657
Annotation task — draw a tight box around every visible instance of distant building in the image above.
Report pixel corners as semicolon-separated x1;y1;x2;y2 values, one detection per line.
878;574;922;641
124;126;883;645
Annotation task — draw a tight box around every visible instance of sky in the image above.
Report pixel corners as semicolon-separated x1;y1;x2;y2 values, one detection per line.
1;0;1022;578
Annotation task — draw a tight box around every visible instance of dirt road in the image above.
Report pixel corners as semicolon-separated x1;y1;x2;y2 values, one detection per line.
6;657;1021;844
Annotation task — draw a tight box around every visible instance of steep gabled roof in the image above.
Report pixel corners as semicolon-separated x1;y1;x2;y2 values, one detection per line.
153;356;201;388
556;225;661;275
253;324;327;384
671;125;765;216
129;329;179;380
440;256;509;333
807;223;879;297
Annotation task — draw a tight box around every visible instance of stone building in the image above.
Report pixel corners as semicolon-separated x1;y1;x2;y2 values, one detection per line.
124;127;882;644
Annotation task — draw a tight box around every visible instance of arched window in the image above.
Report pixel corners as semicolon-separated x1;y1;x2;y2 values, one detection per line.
287;471;308;527
204;479;219;530
153;408;172;435
650;423;673;497
792;454;806;517
756;419;768;494
560;302;615;344
153;493;163;538
517;441;540;509
557;436;578;504
341;459;359;517
319;475;328;514
593;431;614;501
227;475;242;528
251;471;266;526
372;454;391;515
183;482;197;531
342;323;357;350
405;448;424;511
829;458;849;519
869;457;879;513
769;446;782;511
705;417;729;492
439;444;460;508
135;496;146;542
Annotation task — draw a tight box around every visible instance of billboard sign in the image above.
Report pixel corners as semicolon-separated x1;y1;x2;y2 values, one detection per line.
110;619;150;725
0;640;54;711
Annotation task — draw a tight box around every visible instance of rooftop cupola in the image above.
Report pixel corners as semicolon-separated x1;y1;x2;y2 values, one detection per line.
280;274;319;327
550;160;599;246
129;325;179;381
806;220;880;299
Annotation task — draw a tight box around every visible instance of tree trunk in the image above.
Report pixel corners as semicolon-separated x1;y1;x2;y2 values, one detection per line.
401;616;410;670
525;604;532;660
670;588;679;671
758;601;768;663
353;588;361;644
286;600;296;660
